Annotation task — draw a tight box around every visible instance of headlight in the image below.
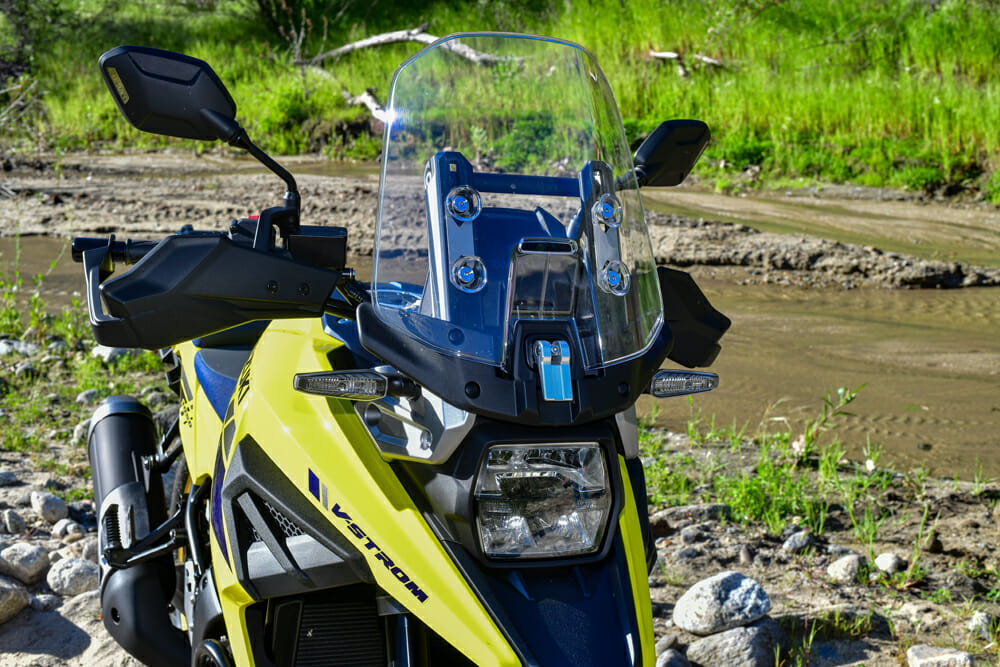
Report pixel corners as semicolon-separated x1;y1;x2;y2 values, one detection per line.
474;443;612;559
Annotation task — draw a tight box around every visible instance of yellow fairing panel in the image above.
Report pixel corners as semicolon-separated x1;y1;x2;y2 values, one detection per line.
173;340;224;479
618;457;655;667
213;318;518;667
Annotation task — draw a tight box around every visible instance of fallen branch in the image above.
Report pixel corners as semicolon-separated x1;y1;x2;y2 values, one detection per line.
301;24;510;66
648;49;725;76
343;88;389;123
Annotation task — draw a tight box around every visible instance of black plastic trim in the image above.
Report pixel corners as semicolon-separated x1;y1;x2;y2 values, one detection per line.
219;436;373;601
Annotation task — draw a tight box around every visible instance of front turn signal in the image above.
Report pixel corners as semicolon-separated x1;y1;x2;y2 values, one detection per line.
647;370;718;398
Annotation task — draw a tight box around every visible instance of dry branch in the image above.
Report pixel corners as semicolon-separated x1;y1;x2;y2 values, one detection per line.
300;24;510;66
343;88;388;122
648;49;725;76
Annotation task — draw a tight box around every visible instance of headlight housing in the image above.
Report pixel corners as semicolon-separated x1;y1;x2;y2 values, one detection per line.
474;443;612;559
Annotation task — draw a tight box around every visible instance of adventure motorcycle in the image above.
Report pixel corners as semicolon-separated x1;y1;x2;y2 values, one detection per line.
73;33;729;667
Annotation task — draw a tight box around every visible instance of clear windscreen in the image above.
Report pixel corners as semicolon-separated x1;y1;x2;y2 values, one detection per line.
372;33;662;370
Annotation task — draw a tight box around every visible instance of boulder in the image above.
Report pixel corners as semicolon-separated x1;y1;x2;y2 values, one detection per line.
673;570;771;635
46;557;99;597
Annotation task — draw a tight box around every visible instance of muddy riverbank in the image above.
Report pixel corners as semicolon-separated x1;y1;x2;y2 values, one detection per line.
2;152;1000;290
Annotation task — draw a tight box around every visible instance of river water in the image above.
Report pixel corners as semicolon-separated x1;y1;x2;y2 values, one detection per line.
2;195;998;479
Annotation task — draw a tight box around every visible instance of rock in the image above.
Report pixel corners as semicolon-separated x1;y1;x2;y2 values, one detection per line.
63;532;85;545
739;544;754;566
685;616;786;667
680;525;705;544
145;390;170;407
0;471;17;487
656;648;690;667
827;554;863;584
0;542;50;584
674;547;701;560
650;504;732;533
655;634;678;654
905;644;974;666
47;340;68;354
52;518;85;540
921;529;944;554
52;518;73;538
72;418;91;444
46;557;99;597
874;552;906;575
966;610;991;640
781;531;812;553
673;570;771;635
91;344;132;363
0;339;39;357
29;593;61;612
2;509;26;535
0;576;30;623
81;537;99;563
14;360;37;378
68;500;96;528
75;388;99;404
30;491;68;523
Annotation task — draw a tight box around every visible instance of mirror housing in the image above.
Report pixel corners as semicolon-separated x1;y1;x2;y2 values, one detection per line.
632;119;710;187
99;45;239;141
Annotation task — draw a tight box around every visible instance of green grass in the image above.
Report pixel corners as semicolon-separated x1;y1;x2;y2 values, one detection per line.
3;0;1000;194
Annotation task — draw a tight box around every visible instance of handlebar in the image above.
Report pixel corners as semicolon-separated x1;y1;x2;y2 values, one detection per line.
71;237;159;265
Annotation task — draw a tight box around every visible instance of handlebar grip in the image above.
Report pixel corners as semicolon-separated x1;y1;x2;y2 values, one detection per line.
72;237;158;264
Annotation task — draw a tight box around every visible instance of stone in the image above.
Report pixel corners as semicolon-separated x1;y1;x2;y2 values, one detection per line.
30;491;68;524
655;634;678;654
1;509;26;535
874;552;906;575
0;471;16;487
45;557;99;597
29;593;61;612
52;518;85;540
91;344;132;364
72;418;91;445
0;543;49;584
47;340;68;354
905;644;974;667
680;525;705;544
922;529;943;554
966;610;991;640
75;388;99;404
14;361;36;378
685;616;786;667
0;576;30;624
781;531;812;553
52;518;73;538
739;544;754;566
674;547;701;560
672;570;771;635
0;339;39;357
650;504;732;533
656;648;690;667
68;500;96;528
827;554;863;584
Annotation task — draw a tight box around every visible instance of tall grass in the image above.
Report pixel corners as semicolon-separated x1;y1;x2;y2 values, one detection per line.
6;0;1000;194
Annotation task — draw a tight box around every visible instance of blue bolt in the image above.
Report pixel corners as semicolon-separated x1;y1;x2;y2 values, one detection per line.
602;203;614;218
608;270;620;287
459;266;475;283
454;196;469;212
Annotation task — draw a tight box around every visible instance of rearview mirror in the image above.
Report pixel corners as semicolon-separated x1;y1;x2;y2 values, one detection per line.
632;119;711;187
99;46;238;141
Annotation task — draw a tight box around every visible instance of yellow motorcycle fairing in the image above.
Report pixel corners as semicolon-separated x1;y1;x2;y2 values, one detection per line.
200;318;518;667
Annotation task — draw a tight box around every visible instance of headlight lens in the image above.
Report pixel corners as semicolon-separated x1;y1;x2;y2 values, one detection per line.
474;443;612;559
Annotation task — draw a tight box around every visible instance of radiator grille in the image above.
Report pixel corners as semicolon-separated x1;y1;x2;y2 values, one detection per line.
294;588;385;667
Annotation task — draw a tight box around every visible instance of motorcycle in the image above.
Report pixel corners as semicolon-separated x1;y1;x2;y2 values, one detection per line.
73;33;729;667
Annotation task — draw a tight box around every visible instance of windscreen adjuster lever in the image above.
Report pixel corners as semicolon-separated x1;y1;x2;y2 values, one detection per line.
533;340;573;402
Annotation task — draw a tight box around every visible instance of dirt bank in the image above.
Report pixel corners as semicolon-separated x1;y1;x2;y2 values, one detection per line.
2;152;999;289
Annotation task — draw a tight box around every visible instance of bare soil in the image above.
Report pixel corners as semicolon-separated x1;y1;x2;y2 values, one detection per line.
2;151;999;290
